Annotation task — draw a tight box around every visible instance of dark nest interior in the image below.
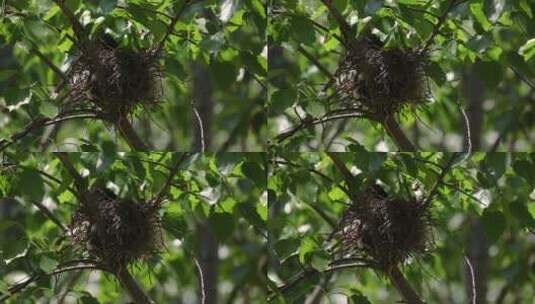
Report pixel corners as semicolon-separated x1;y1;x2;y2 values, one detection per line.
69;188;163;268
333;35;430;120
67;39;163;120
334;185;433;269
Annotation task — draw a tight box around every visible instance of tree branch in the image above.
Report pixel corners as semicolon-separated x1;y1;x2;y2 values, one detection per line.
154;0;197;54
1;262;104;301
116;118;151;151
151;153;189;209
115;267;154;304
51;0;84;41
0;111;102;152
55;152;86;194
383;115;416;151
421;0;464;53
325;152;355;196
421;153;459;208
30;199;68;233
319;0;353;47
388;265;424;304
275;111;365;143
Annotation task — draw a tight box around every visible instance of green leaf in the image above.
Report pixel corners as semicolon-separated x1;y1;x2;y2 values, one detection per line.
519;38;535;62
39;255;58;273
518;0;533;18
509;200;535;228
513;160;535;184
289;15;316;45
18;168;45;201
270;88;297;116
480;209;506;243
162;207;189;239
274;238;300;259
241;161;266;187
470;1;492;32
209;212;235;241
298;236;318;264
237;202;266;230
349;290;372;304
482;153;506;180
211;59;237;89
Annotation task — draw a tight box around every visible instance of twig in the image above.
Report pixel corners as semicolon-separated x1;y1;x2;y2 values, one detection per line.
383;115;417;151
0;262;104;301
192;103;205;152
464;255;477;304
29;45;68;82
0;111;102;152
319;0;353;47
51;0;84;41
510;66;535;90
421;0;463;53
273;159;352;200
55;152;85;193
154;0;197;54
151;153;189;209
31;200;68;233
326;152;355;195
297;45;333;78
421;153;459;208
276;111;365;143
194;256;206;304
458;102;472;153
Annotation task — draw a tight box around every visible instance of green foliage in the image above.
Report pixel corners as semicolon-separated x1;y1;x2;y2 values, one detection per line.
269;152;535;303
0;152;266;303
269;0;535;151
0;0;266;151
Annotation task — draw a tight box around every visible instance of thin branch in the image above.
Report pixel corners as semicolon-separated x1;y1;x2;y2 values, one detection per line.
55;152;85;194
458;102;472;153
510;66;535;90
421;153;459;209
194;256;206;304
151;153;189;209
51;0;84;41
29;44;68;82
154;0;197;54
464;255;477;304
192;103;206;152
275;111;365;143
421;0;464;53
268;262;370;302
326;152;355;197
273;159;351;199
297;45;333;78
30;200;68;233
319;0;353;47
1;262;104;301
0;111;102;152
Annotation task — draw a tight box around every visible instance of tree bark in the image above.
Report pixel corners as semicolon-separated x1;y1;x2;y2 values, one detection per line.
115;267;153;304
388;265;424;304
383;116;416;151
196;222;219;304
462;66;488;304
192;64;213;151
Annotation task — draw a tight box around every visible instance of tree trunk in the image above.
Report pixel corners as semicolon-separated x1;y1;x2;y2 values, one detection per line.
192;63;213;151
462;67;488;304
196;222;219;304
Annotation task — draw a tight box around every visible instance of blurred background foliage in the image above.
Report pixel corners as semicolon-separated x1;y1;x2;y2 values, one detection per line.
268;0;535;151
0;152;267;303
268;152;535;303
0;0;266;151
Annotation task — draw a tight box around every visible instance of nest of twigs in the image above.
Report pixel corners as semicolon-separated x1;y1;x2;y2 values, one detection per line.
333;35;430;120
67;39;162;119
69;188;163;268
334;185;433;269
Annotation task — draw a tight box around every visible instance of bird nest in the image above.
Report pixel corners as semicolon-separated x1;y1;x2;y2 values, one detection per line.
67;40;162;120
69;188;163;268
334;185;433;269
333;36;430;120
